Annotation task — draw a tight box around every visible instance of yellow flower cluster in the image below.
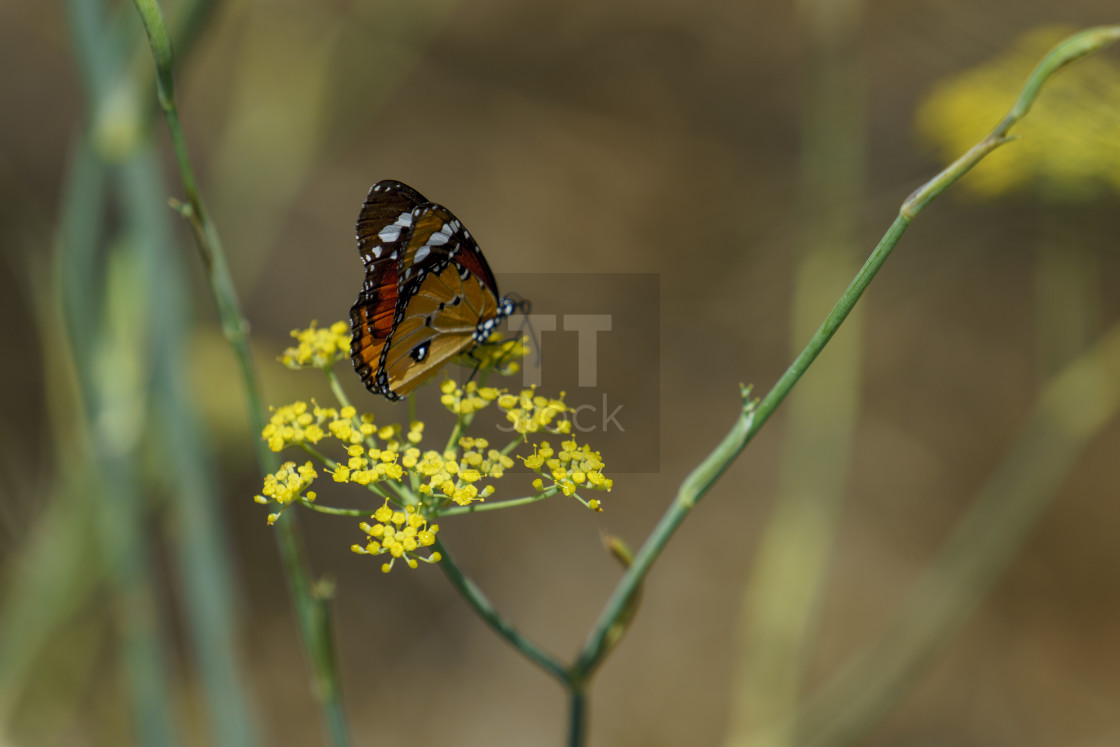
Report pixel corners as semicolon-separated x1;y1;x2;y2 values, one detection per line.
331;443;405;486
464;335;529;375
412;441;497;506
352;502;441;572
280;321;352;369
459;437;515;479
498;388;571;435
524;439;611;510
256;313;618;573
262;401;375;452
916;26;1120;199
254;461;318;523
439;380;501;415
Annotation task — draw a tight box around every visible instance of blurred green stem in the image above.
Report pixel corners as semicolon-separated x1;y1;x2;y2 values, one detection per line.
433;539;569;683
433;25;1120;747
795;317;1120;747
728;2;866;744
130;1;350;744
1035;204;1100;377
574;22;1120;686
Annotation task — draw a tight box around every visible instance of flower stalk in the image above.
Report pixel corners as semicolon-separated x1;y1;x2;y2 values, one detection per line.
128;10;1120;746
130;2;350;744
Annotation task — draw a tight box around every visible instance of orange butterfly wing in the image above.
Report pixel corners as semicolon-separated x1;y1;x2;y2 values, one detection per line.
349;181;427;395
349;180;512;400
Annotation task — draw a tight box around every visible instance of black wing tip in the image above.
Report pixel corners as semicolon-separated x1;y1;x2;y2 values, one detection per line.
366;179;428;204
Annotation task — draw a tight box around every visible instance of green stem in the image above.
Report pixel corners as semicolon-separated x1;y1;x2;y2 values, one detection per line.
568;686;587;747
298;501;370;518
433;538;568;684
573;24;1120;683
436;489;556;517
445;416;467;455
796;319;1120;747
326;368;353;410
130;2;350;744
500;436;524;457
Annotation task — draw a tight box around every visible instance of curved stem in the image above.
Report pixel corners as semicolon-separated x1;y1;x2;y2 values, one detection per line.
130;2;350;744
433;538;569;684
573;24;1120;684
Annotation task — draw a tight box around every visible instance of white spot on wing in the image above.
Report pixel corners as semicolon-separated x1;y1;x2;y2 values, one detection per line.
428;231;449;246
415;246;430;262
395;212;413;227
378;225;401;242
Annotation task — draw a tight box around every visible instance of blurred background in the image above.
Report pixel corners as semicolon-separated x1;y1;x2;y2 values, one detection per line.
2;1;1119;745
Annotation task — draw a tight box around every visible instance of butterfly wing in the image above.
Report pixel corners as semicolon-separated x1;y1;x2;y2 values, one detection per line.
349;180;429;395
350;181;510;400
382;256;506;396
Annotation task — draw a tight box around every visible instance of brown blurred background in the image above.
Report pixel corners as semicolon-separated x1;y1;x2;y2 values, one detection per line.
2;1;1119;746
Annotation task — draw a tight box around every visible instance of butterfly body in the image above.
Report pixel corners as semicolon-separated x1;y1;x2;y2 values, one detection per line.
350;180;515;400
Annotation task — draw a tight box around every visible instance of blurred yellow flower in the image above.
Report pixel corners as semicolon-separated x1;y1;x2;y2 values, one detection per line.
916;26;1120;199
280;320;351;369
459;334;529;376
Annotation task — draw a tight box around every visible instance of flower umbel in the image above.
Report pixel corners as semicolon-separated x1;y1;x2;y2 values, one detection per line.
254;320;613;570
254;461;318;524
440;379;501;416
352;502;441;572
262;401;374;452
498;388;571;435
523;438;612;511
281;321;352;369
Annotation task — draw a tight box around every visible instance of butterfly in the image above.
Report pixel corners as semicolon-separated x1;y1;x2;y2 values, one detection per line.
349;180;519;401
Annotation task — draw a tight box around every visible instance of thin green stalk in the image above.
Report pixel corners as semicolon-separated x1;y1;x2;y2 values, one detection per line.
326;368;353;410
298;501;369;518
729;5;867;742
433;538;569;684
574;24;1120;682
568;687;587;747
1034;205;1099;377
61;4;177;744
407;394;421;492
795;318;1120;747
500;437;524;457
445;415;469;455
123;145;258;747
574;392;758;678
130;2;349;744
436;489;557;516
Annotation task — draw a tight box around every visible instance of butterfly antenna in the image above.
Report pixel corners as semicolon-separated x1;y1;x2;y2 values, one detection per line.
464;347;485;384
511;296;540;367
